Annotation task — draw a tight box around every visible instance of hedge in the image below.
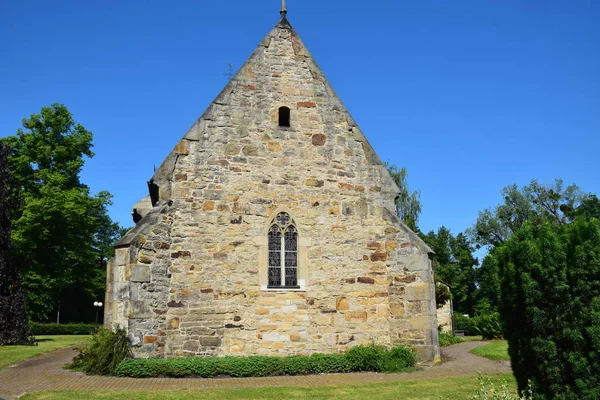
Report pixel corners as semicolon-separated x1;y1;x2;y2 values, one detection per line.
453;314;477;336
115;344;415;378
29;322;96;335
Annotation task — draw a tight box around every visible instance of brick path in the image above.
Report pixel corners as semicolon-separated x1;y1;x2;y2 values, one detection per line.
0;341;510;400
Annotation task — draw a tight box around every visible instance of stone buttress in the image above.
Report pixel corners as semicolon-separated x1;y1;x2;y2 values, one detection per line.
105;15;440;362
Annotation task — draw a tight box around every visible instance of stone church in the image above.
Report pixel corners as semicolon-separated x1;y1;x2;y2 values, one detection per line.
105;4;440;362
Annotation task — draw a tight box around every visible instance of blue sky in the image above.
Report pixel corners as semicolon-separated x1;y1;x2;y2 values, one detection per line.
1;0;598;240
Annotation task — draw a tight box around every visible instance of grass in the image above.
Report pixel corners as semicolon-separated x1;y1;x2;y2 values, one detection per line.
20;374;517;400
471;340;510;361
462;335;484;342
0;335;90;369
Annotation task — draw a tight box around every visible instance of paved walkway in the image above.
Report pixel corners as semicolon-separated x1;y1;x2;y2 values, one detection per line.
0;341;510;400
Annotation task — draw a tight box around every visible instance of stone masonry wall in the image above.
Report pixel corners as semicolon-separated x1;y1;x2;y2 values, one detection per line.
106;17;439;362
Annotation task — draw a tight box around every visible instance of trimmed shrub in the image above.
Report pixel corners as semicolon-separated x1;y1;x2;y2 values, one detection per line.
454;313;477;336
115;344;414;378
498;218;600;399
345;344;385;372
439;333;465;347
308;353;352;373
69;327;132;375
380;345;416;372
473;312;503;340
30;322;96;335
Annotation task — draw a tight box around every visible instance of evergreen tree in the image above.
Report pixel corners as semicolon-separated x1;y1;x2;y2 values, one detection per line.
0;142;34;345
498;218;600;399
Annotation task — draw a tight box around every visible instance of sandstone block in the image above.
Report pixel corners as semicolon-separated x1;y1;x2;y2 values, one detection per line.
267;141;282;152
336;297;349;310
406;282;430;301
345;310;367;322
130;265;150;283
143;335;158;344
224;143;240;156
312;134;326;146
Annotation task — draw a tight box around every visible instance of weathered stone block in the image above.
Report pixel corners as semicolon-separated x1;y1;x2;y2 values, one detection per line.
128;300;152;319
130;265;151;283
406;282;430;301
312;134;326;146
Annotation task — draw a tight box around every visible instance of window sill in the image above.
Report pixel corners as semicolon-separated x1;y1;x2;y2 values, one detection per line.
261;286;305;292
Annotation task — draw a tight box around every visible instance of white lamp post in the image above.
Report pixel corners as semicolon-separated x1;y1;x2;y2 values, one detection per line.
93;301;103;325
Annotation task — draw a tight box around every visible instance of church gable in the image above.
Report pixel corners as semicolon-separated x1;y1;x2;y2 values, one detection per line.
106;10;439;363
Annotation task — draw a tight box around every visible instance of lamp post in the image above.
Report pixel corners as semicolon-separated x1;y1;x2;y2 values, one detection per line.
93;301;103;325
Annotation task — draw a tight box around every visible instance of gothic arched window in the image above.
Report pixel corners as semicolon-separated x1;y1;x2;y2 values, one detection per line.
268;212;298;288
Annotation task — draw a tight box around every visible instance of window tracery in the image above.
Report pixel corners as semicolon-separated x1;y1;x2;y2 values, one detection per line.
267;212;298;288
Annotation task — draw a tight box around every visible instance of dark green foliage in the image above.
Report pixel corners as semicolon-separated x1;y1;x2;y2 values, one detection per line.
438;333;465;347
474;252;501;315
454;313;477;336
2;104;124;322
69;328;132;375
345;344;385;371
384;162;422;232
469;179;592;315
115;344;414;378
306;353;351;373
29;322;96;335
0;142;35;346
435;282;452;309
380;346;416;372
421;227;478;315
473;312;503;340
498;218;600;399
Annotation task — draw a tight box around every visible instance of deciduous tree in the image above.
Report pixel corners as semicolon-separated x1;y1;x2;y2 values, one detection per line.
2;104;121;322
384;162;421;232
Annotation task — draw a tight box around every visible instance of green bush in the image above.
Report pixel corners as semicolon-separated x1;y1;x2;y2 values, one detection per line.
473;312;503;340
29;322;96;335
68;327;132;375
498;218;600;399
454;313;477;335
439;333;465;347
380;345;416;372
307;353;352;373
345;344;385;371
115;344;414;378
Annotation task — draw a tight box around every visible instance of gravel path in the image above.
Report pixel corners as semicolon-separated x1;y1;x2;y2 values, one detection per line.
0;341;510;400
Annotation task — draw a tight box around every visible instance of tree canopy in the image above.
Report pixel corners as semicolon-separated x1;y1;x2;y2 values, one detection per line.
2;104;122;322
384;162;421;232
421;227;478;315
469;179;585;249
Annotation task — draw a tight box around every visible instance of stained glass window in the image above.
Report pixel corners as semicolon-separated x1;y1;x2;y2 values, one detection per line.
267;212;299;288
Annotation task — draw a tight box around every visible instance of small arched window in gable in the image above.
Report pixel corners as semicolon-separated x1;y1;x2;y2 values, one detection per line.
268;212;298;288
278;106;290;127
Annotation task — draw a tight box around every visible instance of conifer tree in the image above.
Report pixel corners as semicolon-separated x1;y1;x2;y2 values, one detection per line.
0;141;34;345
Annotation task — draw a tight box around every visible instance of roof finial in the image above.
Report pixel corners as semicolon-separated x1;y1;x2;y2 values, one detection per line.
280;0;287;17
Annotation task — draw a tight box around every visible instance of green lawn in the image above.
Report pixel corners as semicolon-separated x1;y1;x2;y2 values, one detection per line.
471;340;510;361
21;374;517;400
0;335;90;369
462;335;484;342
